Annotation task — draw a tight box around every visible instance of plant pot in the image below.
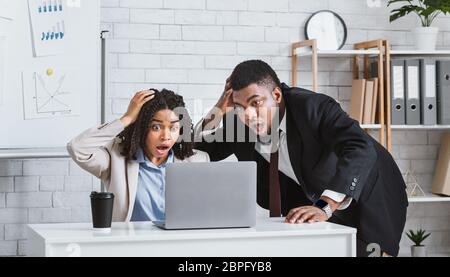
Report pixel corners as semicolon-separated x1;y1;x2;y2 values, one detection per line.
411;245;427;257
412;27;439;50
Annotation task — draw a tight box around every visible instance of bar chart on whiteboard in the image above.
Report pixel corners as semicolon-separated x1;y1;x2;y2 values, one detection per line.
28;0;68;56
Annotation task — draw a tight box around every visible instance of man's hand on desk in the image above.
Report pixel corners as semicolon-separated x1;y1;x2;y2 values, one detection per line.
284;206;328;223
284;196;341;224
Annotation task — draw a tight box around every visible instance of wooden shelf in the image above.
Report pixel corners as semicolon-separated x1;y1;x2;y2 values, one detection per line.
391;125;450;130
390;50;450;56
360;124;383;129
408;193;450;203
399;252;450;257
295;49;380;57
0;148;69;159
295;49;450;57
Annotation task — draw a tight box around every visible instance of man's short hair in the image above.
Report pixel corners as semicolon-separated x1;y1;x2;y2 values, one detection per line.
229;60;281;91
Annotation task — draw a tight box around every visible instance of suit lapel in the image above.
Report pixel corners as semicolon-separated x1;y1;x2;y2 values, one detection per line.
125;160;139;220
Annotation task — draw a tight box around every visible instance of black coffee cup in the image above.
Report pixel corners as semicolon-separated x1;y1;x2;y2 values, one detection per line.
90;191;114;231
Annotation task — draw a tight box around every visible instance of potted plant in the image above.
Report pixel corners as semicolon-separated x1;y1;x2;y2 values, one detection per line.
388;0;450;50
406;229;431;257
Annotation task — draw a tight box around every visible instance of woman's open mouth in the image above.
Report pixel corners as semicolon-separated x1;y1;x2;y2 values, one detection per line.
155;145;171;155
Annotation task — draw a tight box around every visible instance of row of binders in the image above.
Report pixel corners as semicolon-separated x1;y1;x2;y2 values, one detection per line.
390;59;450;125
349;78;379;124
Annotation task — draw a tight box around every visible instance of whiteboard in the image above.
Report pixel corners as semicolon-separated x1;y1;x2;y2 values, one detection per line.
0;0;100;149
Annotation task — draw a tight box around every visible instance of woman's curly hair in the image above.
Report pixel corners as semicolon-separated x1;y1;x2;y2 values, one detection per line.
118;89;194;161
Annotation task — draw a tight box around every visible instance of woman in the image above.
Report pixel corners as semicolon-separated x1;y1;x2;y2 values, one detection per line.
67;89;209;222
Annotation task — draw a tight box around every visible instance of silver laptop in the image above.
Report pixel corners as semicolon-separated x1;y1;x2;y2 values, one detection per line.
153;162;257;230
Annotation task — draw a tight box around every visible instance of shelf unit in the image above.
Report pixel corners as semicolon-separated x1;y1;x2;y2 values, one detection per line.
292;39;389;149
291;39;450;203
295;49;381;58
387;48;450;150
408;194;450;203
390;50;450;55
391;125;450;130
391;50;450;203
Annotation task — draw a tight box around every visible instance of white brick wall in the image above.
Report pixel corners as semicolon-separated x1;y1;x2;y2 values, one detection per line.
0;224;4;240
0;193;5;208
182;25;223;41
164;0;205;10
39;176;64;192
0;209;28;224
174;10;216;25
5;224;27;241
207;0;247;11
0;177;14;192
0;161;22;176
1;0;449;256
0;241;17;256
114;23;159;39
160;25;182;40
28;208;72;223
23;160;68;176
6;192;53;208
118;54;161;68
14;177;39;192
130;9;174;24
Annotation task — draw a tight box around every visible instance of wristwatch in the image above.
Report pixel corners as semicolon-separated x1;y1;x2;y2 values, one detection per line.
314;199;333;219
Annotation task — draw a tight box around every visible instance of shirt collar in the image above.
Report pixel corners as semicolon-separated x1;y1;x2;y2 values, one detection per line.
279;112;287;134
136;148;174;169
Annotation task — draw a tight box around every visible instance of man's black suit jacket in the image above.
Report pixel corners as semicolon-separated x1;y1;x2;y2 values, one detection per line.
195;83;408;256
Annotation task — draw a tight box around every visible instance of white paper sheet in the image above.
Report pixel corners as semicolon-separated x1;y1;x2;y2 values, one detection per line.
22;67;80;119
28;0;68;56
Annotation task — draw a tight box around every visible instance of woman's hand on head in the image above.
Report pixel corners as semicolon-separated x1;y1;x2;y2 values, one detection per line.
120;90;155;127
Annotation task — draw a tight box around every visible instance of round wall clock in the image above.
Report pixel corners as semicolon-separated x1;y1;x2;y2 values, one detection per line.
305;10;348;50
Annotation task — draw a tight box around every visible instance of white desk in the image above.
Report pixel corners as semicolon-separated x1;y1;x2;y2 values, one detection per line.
27;218;356;257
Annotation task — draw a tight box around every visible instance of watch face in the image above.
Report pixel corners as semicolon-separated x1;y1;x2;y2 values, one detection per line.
305;10;347;50
314;199;328;209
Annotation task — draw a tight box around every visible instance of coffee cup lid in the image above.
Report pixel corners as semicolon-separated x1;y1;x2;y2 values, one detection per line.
90;191;115;199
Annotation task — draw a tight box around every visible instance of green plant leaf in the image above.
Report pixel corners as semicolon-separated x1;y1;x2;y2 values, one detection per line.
388;0;414;7
389;5;424;22
406;229;431;246
423;0;450;13
421;233;431;243
424;0;450;9
420;6;438;17
388;0;450;25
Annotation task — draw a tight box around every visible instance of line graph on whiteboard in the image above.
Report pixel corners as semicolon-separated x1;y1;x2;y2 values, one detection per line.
22;68;80;119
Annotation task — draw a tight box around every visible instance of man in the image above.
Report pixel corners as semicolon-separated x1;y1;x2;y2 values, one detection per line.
194;60;408;257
